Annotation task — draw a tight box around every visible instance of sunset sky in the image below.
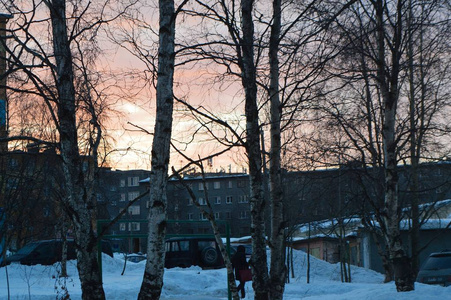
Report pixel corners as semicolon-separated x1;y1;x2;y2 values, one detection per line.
102;35;249;172
2;1;258;174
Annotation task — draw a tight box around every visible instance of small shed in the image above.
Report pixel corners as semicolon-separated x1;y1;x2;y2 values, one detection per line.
290;236;340;263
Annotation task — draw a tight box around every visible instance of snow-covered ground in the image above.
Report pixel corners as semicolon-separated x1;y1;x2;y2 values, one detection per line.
0;250;449;299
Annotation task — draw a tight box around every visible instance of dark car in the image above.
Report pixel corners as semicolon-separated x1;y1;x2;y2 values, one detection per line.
126;253;147;263
416;251;451;286
164;237;223;269
5;239;113;266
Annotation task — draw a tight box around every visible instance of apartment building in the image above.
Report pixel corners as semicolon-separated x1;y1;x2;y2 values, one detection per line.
166;173;251;237
97;169;251;252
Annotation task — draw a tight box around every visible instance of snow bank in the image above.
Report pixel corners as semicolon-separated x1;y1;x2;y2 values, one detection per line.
0;250;449;299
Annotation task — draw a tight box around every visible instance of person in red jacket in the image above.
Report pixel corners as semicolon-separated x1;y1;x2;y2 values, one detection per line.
231;245;249;298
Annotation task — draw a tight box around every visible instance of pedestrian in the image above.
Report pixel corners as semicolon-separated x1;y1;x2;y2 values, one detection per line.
231;245;249;298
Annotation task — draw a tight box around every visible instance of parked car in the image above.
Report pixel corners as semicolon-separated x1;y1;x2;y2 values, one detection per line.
126;253;147;263
416;251;451;286
164;237;223;269
5;239;113;266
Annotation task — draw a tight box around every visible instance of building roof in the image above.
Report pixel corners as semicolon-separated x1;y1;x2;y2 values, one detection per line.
140;172;248;183
294;199;451;240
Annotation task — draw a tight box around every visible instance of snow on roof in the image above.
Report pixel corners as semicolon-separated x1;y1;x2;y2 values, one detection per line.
402;198;451;213
294;200;451;238
140;173;248;184
400;218;451;230
176;173;248;180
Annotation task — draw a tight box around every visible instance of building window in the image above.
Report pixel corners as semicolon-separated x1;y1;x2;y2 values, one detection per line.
120;193;126;202
240;211;248;219
110;186;117;192
198;198;207;205
214;181;221;189
120;179;125;187
128;205;141;215
237;180;246;188
111;200;117;206
199;182;204;190
96;193;103;202
129;222;141;231
199;213;208;220
128;191;140;201
225;211;231;219
215;212;220;220
214;196;221;204
128;176;140;187
188;213;193;220
119;223;126;231
228;181;233;188
146;201;150;208
226;196;233;204
9;158;18;168
188;198;193;206
238;195;248;203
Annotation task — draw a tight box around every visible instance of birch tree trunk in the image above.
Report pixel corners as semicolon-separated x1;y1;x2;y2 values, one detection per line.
48;1;105;299
374;0;414;291
60;221;69;278
407;0;420;275
268;0;286;299
241;0;270;299
138;0;175;298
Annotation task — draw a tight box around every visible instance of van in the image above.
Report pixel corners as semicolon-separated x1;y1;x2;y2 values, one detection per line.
5;239;113;266
164;237;223;269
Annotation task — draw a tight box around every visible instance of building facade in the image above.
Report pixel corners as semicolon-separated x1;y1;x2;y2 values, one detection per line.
166;173;251;237
96;161;451;254
97;170;251;253
3;150;451;256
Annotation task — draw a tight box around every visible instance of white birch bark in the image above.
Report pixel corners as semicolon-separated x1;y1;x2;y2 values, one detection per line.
47;0;105;299
374;0;414;291
268;0;286;299
241;0;270;298
138;0;175;298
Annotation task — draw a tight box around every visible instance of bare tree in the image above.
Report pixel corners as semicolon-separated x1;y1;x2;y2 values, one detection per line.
137;0;189;298
0;1;130;298
405;0;451;275
315;0;450;291
160;1;356;298
239;0;271;298
268;0;285;298
47;0;106;298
